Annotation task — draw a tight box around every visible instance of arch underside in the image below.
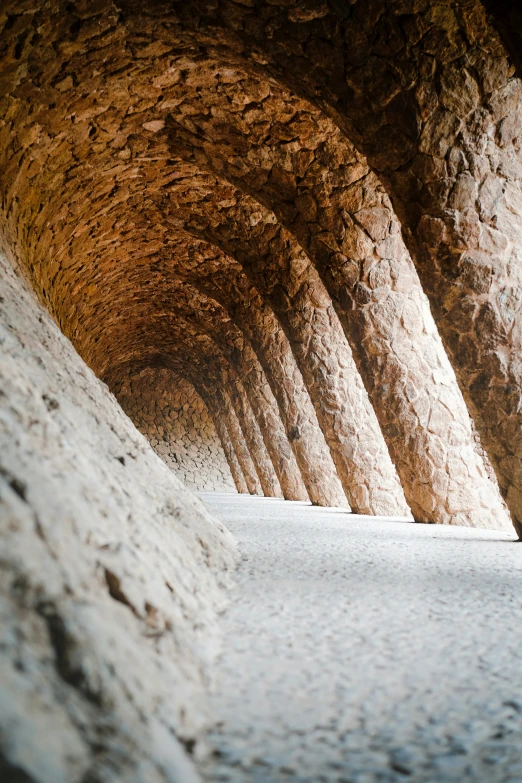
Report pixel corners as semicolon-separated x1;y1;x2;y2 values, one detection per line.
1;0;520;532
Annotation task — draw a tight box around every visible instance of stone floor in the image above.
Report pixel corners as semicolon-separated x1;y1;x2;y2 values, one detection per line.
196;492;522;783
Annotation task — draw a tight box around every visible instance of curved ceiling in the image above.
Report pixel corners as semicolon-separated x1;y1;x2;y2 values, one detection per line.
1;0;520;530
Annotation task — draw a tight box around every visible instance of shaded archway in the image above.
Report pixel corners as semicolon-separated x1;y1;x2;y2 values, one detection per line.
0;0;515;530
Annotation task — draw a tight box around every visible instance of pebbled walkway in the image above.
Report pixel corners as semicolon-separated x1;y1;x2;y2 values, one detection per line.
197;492;522;783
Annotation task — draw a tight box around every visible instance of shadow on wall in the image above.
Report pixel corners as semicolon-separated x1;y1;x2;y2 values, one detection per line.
112;367;237;492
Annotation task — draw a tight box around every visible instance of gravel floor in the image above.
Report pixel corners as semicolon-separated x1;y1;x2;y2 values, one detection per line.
197;492;522;783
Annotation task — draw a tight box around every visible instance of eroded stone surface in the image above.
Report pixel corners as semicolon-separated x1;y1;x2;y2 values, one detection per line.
4;3;522;779
163;66;512;528
208;384;262;497
162;0;522;533
159;167;408;517
0;0;518;535
0;252;237;782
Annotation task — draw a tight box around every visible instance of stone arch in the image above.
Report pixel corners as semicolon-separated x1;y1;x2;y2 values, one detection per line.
117;0;522;533
154;59;508;527
105;335;263;496
107;152;506;525
156;170;409;516
0;0;516;529
107;277;306;501
100;318;278;497
87;261;347;508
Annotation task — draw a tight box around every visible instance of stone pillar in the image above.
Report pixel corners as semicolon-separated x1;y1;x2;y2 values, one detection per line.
168;0;522;532
201;386;249;495
282;157;510;526
348;3;522;535
203;384;262;496
196;278;349;508
225;370;283;498
150;279;310;502
271;279;411;517
166;112;510;526
172;190;408;515
226;340;309;502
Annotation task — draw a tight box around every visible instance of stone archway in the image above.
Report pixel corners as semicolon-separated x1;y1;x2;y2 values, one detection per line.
2;3;522;781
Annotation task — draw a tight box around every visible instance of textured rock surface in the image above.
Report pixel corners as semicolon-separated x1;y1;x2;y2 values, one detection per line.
0;252;237;782
103;319;276;497
206;384;262;497
164;0;522;533
202;387;250;496
4;2;522;779
98;277;306;501
161;169;408;517
112;367;236;493
198;492;520;783
223;370;283;499
0;0;515;527
164;66;512;527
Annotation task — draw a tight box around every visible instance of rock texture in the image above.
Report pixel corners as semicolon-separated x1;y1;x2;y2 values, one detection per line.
164;68;511;527
160;169;409;517
165;0;522;533
1;2;521;776
112;368;237;493
0;0;515;529
96;259;347;508
0;251;237;782
206;384;262;497
222;370;283;499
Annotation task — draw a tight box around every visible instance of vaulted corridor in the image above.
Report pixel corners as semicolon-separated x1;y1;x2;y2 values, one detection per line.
3;1;522;780
199;493;522;783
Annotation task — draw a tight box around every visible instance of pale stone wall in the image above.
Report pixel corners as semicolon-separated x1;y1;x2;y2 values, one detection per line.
0;251;237;782
113;368;236;493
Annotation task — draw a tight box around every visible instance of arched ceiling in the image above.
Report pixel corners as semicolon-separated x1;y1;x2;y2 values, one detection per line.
1;0;521;528
0;2;505;398
1;10;404;513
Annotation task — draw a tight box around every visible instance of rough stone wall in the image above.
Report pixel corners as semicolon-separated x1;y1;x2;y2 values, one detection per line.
204;383;263;496
160;171;409;517
4;3;521;779
0;0;516;532
165;0;522;533
112;368;236;493
0;250;237;782
94;271;347;509
161;66;511;528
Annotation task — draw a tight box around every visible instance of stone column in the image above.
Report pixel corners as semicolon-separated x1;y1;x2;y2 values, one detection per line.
271;279;411;517
170;189;407;515
151;278;310;502
166;112;510;526
168;0;522;533
196;278;349;508
225;369;283;498
226;340;309;502
200;385;249;495
203;383;262;496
